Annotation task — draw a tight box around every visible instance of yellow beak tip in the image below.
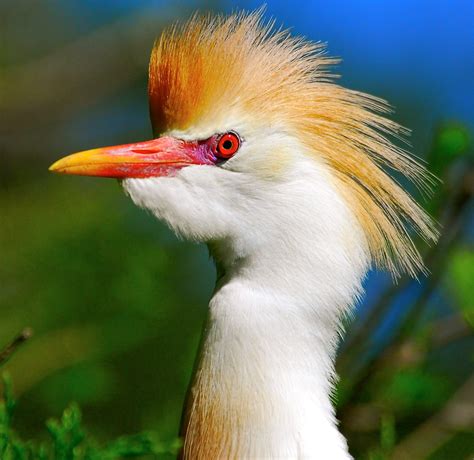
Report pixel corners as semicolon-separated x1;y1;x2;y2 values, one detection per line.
48;161;62;173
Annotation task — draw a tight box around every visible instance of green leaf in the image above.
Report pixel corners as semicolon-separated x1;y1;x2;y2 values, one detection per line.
379;413;396;453
448;248;474;327
378;369;451;414
0;374;179;460
46;403;85;460
429;123;472;175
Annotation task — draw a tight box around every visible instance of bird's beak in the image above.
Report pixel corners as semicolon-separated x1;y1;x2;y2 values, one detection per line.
49;137;210;179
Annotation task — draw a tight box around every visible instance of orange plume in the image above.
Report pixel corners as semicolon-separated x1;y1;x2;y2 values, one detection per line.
148;10;438;277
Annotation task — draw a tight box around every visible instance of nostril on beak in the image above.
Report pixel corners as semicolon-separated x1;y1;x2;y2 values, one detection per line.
131;148;160;155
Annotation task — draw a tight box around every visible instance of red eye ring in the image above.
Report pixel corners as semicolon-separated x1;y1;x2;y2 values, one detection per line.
216;132;240;159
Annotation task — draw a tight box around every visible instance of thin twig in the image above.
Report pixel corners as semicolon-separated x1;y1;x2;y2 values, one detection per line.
0;328;33;367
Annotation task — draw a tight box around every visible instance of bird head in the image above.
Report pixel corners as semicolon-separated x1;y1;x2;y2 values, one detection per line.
50;11;436;277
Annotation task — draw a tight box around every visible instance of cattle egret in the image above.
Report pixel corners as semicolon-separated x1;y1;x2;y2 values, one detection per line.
50;11;437;459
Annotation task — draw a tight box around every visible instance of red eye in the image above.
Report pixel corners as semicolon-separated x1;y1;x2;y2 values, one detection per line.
216;132;240;159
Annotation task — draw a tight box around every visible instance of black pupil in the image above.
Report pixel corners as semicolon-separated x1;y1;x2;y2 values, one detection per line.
222;139;233;150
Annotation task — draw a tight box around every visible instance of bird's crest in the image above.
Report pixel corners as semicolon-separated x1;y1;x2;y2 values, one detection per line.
148;10;438;277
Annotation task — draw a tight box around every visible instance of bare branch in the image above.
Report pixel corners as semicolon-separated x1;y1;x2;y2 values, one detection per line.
0;328;33;367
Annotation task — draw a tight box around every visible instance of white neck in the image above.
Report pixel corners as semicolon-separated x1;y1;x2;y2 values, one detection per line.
125;153;369;458
182;282;350;458
180;162;368;459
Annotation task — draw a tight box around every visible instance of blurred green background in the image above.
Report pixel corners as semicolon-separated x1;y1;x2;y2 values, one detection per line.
1;1;473;458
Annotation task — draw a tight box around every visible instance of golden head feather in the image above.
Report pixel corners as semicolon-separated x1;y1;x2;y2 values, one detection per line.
148;10;438;277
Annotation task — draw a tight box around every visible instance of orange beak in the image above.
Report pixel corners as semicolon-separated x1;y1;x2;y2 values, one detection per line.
49;137;213;179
